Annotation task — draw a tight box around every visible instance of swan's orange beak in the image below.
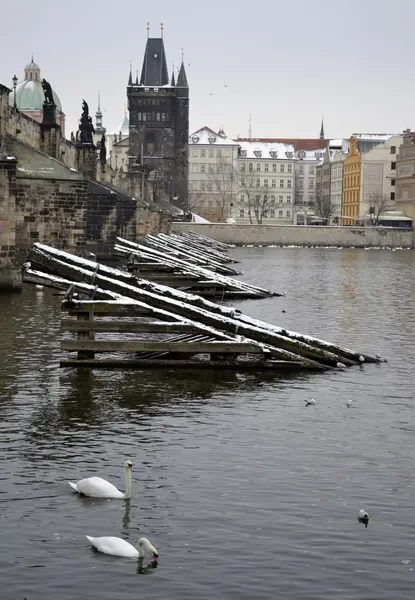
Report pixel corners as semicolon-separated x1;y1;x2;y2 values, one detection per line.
128;464;133;470
153;553;159;563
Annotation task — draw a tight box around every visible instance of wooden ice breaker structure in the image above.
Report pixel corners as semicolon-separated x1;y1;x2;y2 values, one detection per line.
114;235;280;299
22;242;384;370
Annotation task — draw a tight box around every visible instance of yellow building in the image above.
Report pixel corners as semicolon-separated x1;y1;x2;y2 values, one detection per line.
342;136;361;225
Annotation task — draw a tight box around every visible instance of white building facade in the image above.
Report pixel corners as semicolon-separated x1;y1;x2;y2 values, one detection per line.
236;142;296;224
188;126;240;222
359;134;403;219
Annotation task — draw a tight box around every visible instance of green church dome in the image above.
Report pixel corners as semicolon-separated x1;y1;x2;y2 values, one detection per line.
9;58;62;112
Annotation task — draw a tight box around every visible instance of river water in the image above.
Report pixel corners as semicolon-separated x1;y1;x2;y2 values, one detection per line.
0;246;414;600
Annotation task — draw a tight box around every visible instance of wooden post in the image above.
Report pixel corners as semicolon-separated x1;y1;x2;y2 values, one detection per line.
77;310;95;360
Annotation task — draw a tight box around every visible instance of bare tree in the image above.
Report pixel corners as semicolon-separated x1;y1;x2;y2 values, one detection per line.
313;192;334;222
239;171;273;224
206;154;235;222
369;191;394;225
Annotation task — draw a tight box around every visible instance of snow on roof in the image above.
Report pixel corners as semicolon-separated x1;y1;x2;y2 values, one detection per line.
189;126;239;146
237;140;295;160
352;133;397;141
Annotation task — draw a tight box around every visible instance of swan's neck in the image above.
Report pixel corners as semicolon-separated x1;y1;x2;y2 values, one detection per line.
124;467;132;499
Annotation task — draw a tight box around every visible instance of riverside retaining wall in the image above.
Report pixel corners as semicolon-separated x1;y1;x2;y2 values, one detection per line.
171;223;415;248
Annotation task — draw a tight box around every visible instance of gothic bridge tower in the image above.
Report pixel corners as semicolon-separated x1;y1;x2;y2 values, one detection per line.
127;25;189;209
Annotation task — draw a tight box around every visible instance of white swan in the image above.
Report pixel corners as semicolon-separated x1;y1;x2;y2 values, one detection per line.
86;535;158;560
68;459;133;499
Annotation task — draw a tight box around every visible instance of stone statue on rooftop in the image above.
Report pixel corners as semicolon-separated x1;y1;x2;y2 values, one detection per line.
99;134;107;166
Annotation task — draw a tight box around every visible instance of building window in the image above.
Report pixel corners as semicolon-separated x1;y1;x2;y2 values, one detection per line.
390;146;396;154
256;163;261;171
201;149;206;157
287;179;292;188
287;164;292;172
279;210;283;217
309;166;315;175
263;210;268;218
207;182;213;191
264;164;269;172
208;164;214;173
192;149;198;157
241;163;246;171
280;164;285;172
390;192;395;201
209;149;214;157
299;165;304;174
200;165;206;173
264;179;269;187
240;194;245;202
249;163;253;172
216;149;222;158
391;161;396;170
216;183;221;191
280;180;284;188
239;209;245;217
208;200;213;206
270;209;275;217
270;195;275;203
271;179;276;187
391;179;396;186
287;196;292;203
403;188;408;200
309;180;314;189
287;210;291;218
240;177;245;185
256;179;260;187
201;182;205;191
279;195;283;203
272;163;277;172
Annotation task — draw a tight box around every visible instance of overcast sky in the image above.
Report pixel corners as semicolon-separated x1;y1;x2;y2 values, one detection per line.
1;0;413;140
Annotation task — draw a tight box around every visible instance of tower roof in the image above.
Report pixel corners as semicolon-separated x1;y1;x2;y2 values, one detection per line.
177;61;188;88
140;38;169;86
110;112;129;136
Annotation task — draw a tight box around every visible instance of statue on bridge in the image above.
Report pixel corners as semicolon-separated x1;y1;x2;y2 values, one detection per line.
42;78;54;105
78;99;95;144
99;134;107;166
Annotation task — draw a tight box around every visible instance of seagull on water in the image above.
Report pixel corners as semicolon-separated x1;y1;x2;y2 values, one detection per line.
337;362;346;369
359;355;365;363
346;399;353;408
305;398;316;407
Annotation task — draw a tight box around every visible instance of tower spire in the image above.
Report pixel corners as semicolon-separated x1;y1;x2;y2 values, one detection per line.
128;61;132;85
171;62;176;86
248;114;252;138
161;22;164;38
147;22;150;38
177;59;188;88
320;115;325;139
95;91;105;135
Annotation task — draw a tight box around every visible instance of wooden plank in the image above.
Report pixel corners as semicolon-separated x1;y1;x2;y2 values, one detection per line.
59;359;316;370
77;311;94;360
66;303;155;316
61;320;202;333
61;340;265;353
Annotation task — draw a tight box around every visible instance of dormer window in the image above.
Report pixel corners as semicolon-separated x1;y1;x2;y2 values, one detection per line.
314;151;323;159
208;135;217;144
285;151;293;159
241;149;247;158
297;150;306;159
254;148;262;158
269;149;278;159
191;135;200;143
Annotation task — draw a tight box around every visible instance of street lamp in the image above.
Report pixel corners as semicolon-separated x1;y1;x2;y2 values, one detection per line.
12;74;18;109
